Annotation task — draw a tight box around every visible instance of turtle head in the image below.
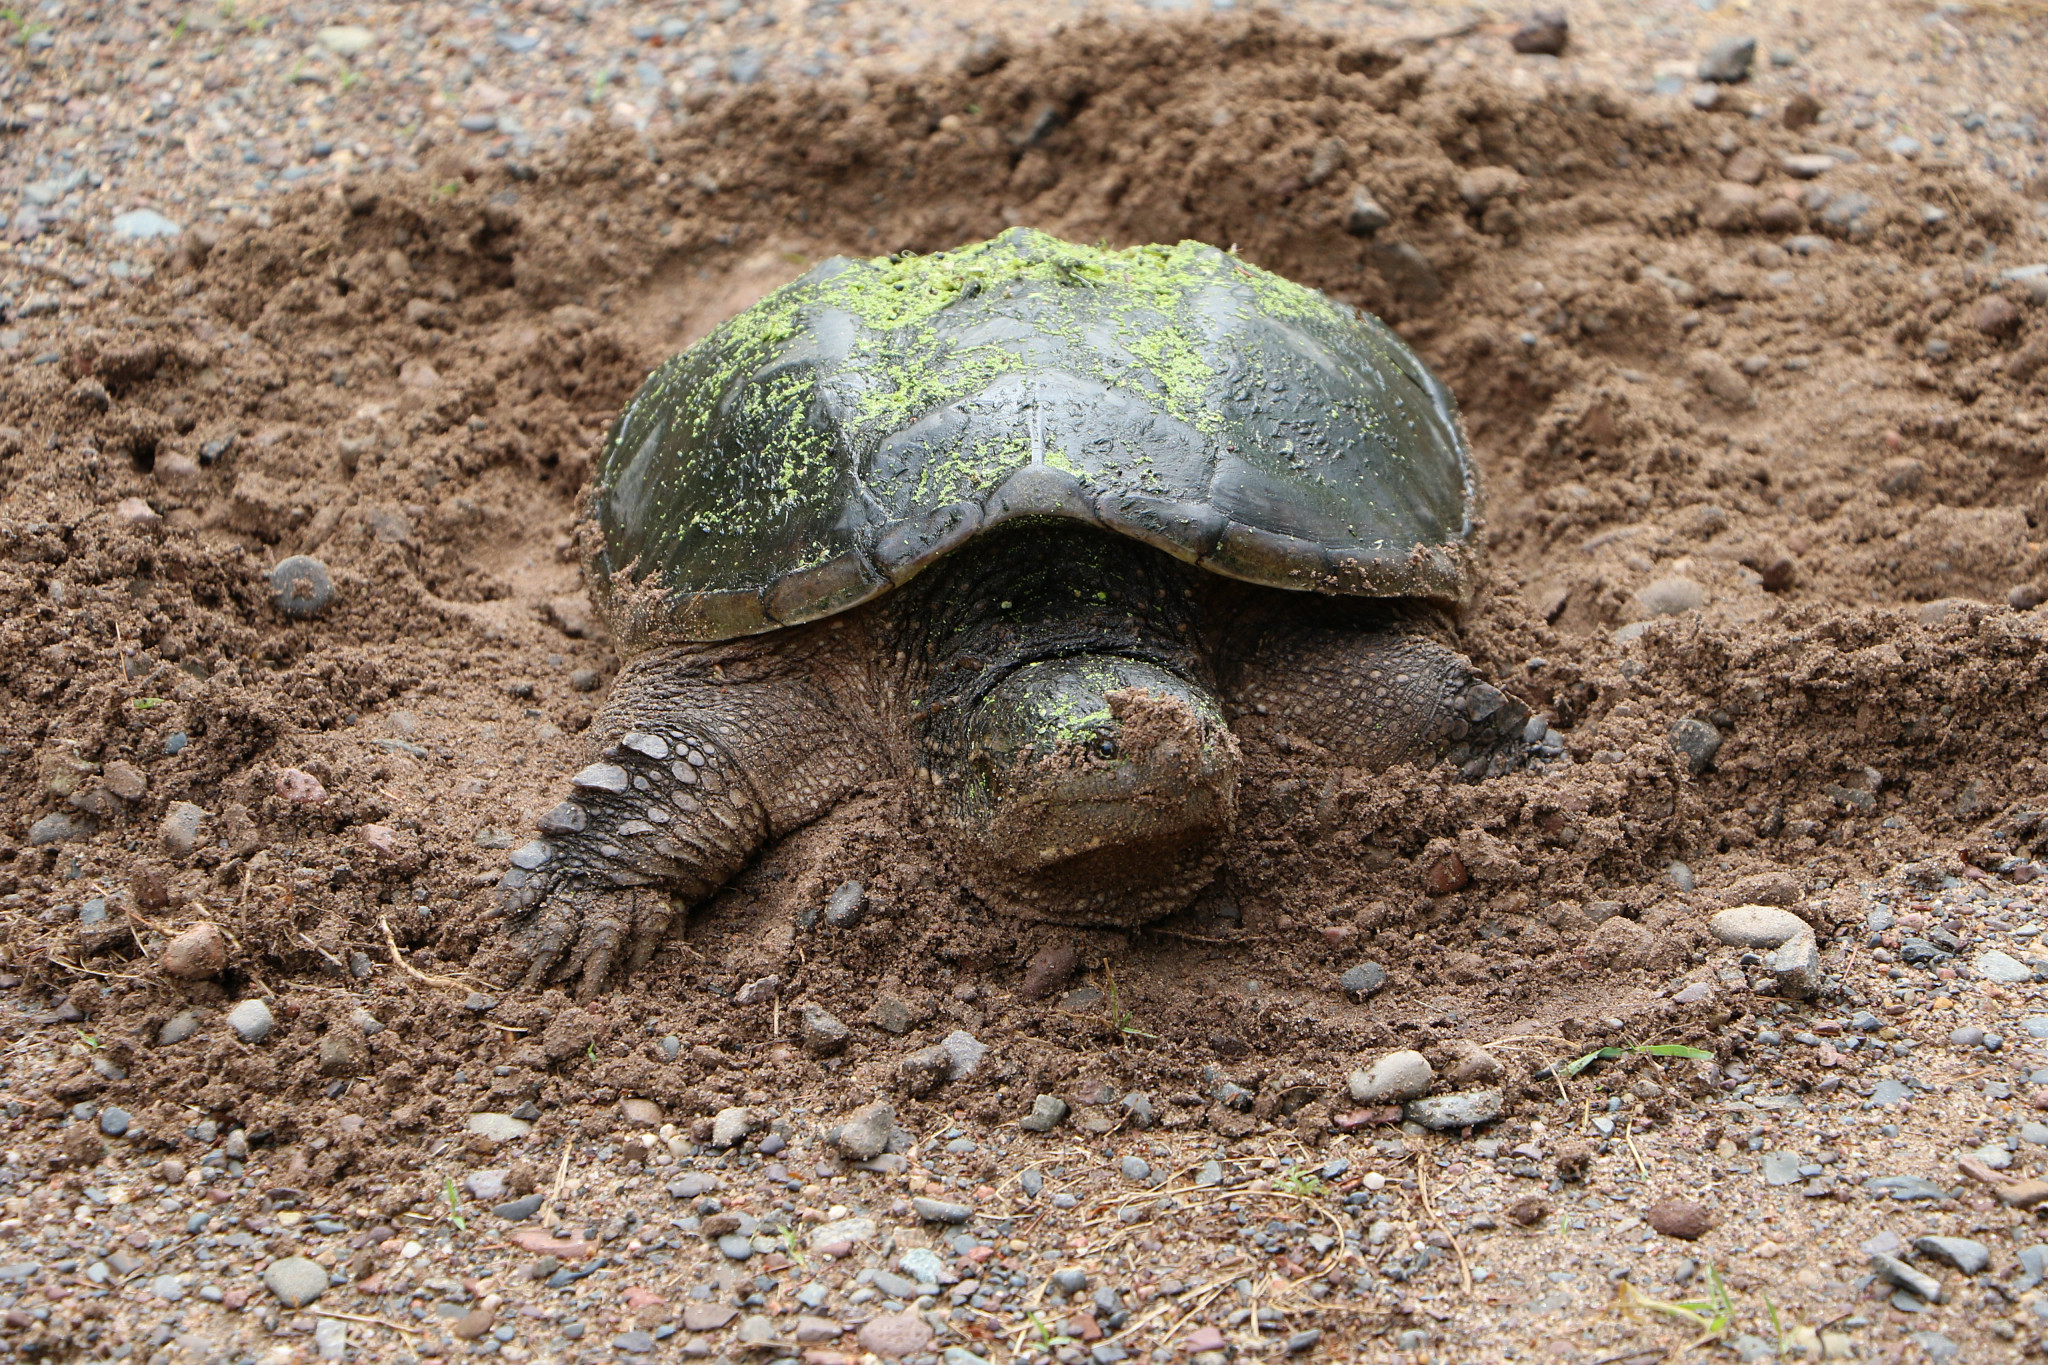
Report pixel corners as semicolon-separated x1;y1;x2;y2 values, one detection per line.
935;655;1240;920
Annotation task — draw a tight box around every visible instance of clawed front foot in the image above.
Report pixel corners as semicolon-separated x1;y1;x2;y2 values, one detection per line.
494;854;677;999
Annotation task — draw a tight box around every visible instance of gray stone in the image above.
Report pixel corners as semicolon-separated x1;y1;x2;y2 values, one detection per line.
1120;1155;1151;1181
828;1101;895;1160
151;1274;186;1301
1050;1267;1090;1295
28;813;89;846
463;1170;509;1202
938;1029;986;1080
226;999;274;1043
898;1046;953;1097
1343;189;1391;237
110;210;183;241
21;169;86;205
1405;1089;1503;1130
98;1107;130;1138
1906;1333;1959;1364
1913;1236;1989;1275
1870;1252;1942;1303
160;801;207;856
1339;962;1389;999
2024;1123;2048;1147
1698;35;1756;83
315;24;376;55
716;1233;754;1261
857;1311;933;1359
710;1107;757;1149
1637;576;1704;617
269;556;334;619
1709;905;1809;949
1781;154;1837;180
494;1193;543;1221
1348;1051;1434;1104
1021;1094;1069;1132
824;880;867;928
1976;950;2032;984
1765;931;1821;998
261;1256;329;1308
807;1216;877;1250
801;1005;850;1056
314;1316;347;1361
1669;718;1723;775
465;1113;532;1143
158;1010;199;1046
1760;1151;1803;1186
1948;1025;1985;1048
1864;1174;1948;1200
911;1196;971;1224
897;1246;945;1284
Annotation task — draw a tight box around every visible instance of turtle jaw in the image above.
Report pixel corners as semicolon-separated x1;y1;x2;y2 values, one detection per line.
936;655;1241;922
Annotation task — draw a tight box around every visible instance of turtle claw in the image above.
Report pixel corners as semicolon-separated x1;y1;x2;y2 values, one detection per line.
495;860;662;997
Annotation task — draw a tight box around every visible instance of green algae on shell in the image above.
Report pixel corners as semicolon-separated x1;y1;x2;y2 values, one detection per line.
588;226;1477;649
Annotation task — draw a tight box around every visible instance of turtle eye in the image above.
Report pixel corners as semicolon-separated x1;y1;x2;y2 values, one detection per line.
1094;738;1118;760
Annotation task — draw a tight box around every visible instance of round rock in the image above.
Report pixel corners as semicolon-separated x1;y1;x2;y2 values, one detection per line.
161;922;228;980
226;998;274;1043
261;1256;330;1308
857;1311;934;1360
1708;905;1809;949
1645;1197;1717;1241
269;556;335;620
1348;1050;1434;1104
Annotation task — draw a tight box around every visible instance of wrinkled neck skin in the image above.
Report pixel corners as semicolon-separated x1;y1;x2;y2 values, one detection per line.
889;523;1240;922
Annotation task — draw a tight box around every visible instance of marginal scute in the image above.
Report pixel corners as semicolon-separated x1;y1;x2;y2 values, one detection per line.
590;227;1477;647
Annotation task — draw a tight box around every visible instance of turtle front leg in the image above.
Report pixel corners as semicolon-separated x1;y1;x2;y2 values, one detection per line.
1226;625;1534;778
493;645;869;997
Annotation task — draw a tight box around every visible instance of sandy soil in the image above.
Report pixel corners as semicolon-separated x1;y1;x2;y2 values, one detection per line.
5;6;2048;1365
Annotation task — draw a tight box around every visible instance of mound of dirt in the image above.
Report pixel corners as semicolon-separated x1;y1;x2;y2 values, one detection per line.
2;14;2044;1170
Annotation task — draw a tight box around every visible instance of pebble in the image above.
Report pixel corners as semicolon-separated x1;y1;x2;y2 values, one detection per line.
1697;35;1756;83
315;24;375;56
98;1107;130;1138
1510;11;1568;56
274;768;328;804
495;1194;543;1221
466;1113;533;1144
314;1317;347;1360
1709;905;1809;949
828;1101;895;1160
620;1098;662;1126
1949;1025;1986;1048
1913;1236;1989;1275
824;879;867;929
1348;1050;1434;1104
26;813;88;846
269;556;336;619
939;1029;987;1080
710;1107;758;1149
161;922;227;980
260;1256;329;1308
1120;1155;1151;1181
159;801;208;856
226;999;274;1043
1781;154;1837;179
911;1196;971;1224
807;1216;876;1251
1404;1089;1502;1130
1339;961;1389;999
1342;188;1390;237
158;1010;199;1046
1637;576;1705;617
109;209;183;240
1669;718;1723;775
1021;1094;1070;1132
801;1004;851;1056
1051;1267;1090;1294
1976;950;2032;984
1870;1252;1943;1304
1645;1197;1717;1240
856;1311;934;1359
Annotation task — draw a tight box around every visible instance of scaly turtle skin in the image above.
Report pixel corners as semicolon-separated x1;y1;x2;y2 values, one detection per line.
493;229;1531;997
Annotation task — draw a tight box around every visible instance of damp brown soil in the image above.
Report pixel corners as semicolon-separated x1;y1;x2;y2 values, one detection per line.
4;15;2048;1363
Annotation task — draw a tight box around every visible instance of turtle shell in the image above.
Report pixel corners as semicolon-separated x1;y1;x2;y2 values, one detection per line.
589;227;1477;647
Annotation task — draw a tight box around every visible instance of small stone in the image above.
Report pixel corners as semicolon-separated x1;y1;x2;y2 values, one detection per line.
1948;1025;1986;1049
158;1010;199;1046
898;1046;952;1098
226;999;274;1043
314;1317;347;1360
1339;962;1389;999
494;1193;543;1221
1870;1252;1943;1304
2011;584;2046;611
1698;35;1756;83
620;1098;662;1126
682;1303;737;1331
1507;1195;1552;1227
1976;296;2023;338
316;25;375;56
1404;1089;1502;1130
1638;576;1706;617
710;1107;757;1149
1285;1330;1323;1355
317;1028;367;1077
800;1005;850;1057
1781;153;1837;179
1021;1094;1070;1133
1913;1236;1989;1275
1976;950;2032;984
27;813;88;846
911;1196;971;1224
273;768;328;804
1709;905;1809;949
1760;1151;1804;1186
1051;1268;1090;1295
464;1170;510;1202
828;1101;895;1160
1509;11;1568;55
1349;1050;1434;1104
1670;718;1723;775
1120;1155;1151;1181
716;1233;753;1261
110;210;183;240
857;1312;934;1360
938;1029;987;1080
1865;1174;1948;1200
824;879;867;928
734;975;780;1006
466;1113;533;1144
1646;1198;1717;1241
569;667;603;693
261;1257;329;1308
160;801;207;856
1342;188;1391;237
99;1107;131;1138
1020;942;1079;998
1765;931;1821;998
269;556;335;620
807;1216;877;1251
1441;1040;1502;1086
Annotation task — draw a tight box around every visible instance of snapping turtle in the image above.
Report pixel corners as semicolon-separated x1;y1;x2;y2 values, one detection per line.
494;228;1535;995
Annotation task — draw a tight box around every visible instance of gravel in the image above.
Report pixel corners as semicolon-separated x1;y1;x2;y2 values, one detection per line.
225;998;274;1043
1348;1050;1434;1103
260;1256;330;1308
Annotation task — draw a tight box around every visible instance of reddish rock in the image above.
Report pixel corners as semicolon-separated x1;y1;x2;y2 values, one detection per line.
855;1312;933;1359
1646;1196;1718;1240
1976;295;2023;338
683;1303;737;1331
1508;1194;1552;1227
1019;942;1080;999
273;768;328;804
161;922;227;981
1424;853;1470;895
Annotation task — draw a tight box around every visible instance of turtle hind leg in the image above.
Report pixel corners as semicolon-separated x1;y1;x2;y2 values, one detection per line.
1225;624;1534;778
492;644;869;998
